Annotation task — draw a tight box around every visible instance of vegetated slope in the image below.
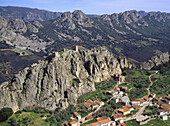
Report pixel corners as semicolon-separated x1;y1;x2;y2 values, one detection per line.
0;6;62;21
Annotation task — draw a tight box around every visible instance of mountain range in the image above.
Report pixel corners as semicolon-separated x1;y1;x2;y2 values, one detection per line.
0;6;170;83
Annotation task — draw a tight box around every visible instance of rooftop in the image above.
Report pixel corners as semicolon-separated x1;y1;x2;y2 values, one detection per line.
74;112;80;116
69;121;77;125
98;118;111;124
142;95;149;100
133;98;145;103
95;101;104;105
83;99;98;109
118;107;130;112
132;105;141;109
113;113;125;118
85;115;93;120
96;116;108;121
90;122;100;126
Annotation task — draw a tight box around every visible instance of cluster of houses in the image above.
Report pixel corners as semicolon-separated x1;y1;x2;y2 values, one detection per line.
130;93;156;106
153;95;170;120
67;83;169;126
83;99;104;110
84;116;114;126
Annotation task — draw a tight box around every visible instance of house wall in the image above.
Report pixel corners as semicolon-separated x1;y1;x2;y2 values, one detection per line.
101;122;110;126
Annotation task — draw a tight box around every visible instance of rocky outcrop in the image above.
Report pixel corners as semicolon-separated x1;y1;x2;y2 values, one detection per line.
118;56;136;69
0;47;122;111
0;16;52;52
0;6;62;21
140;52;169;70
55;10;93;30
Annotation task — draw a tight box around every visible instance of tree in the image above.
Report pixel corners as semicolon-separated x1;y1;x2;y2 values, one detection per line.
0;107;13;122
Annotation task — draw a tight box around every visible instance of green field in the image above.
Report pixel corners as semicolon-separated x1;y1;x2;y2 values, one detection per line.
125;118;170;126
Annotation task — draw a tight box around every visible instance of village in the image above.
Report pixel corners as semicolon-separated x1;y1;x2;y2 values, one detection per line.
65;72;170;126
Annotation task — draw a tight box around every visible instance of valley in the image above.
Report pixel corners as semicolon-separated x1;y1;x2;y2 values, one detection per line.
0;6;169;126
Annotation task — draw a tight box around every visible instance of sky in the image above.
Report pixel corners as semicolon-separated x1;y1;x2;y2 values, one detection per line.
0;0;170;14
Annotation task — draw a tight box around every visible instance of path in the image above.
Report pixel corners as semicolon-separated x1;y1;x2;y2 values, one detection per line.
136;72;156;121
0;49;15;51
147;73;156;96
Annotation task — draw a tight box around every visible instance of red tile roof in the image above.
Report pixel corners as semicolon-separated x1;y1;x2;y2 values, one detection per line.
96;116;108;121
74;112;80;116
118;107;130;112
90;122;100;126
121;123;127;126
98;118;110;124
113;113;124;119
132;105;141;109
83;99;98;109
85;115;93;120
69;121;77;125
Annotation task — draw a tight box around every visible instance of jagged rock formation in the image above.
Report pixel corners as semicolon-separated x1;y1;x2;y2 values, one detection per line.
140;52;169;70
0;16;53;52
118;56;135;69
0;47;122;111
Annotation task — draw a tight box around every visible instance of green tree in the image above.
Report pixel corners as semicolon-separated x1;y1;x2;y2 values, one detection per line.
0;107;13;122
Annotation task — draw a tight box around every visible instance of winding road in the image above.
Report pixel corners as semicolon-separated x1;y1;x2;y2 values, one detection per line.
136;72;156;121
147;73;156;96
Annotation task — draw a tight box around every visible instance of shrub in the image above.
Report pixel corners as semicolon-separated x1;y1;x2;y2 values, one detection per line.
0;107;13;122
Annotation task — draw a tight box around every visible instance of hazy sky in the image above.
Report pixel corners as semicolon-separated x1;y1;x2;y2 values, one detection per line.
0;0;170;14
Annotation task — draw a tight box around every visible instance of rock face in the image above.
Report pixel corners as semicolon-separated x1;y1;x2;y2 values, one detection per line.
140;52;169;70
0;16;52;52
0;6;62;21
118;56;135;69
0;47;122;111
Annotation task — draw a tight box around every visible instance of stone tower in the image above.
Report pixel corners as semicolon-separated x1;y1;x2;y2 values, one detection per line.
76;45;79;52
54;52;60;58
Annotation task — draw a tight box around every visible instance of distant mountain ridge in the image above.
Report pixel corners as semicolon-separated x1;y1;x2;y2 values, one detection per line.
0;6;62;21
0;6;98;21
0;6;170;84
0;7;170;60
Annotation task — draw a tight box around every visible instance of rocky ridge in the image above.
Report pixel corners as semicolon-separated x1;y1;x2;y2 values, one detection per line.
0;16;53;52
0;47;133;111
0;6;62;21
140;52;170;70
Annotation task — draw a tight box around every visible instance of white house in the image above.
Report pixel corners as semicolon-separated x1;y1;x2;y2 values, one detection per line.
119;91;124;97
131;98;146;106
166;100;170;104
110;121;116;126
131;100;140;106
159;110;168;115
160;115;168;120
74;112;81;120
112;113;124;121
118;107;131;115
121;98;129;104
113;97;119;103
150;93;156;98
96;101;104;106
111;90;118;95
69;121;78;126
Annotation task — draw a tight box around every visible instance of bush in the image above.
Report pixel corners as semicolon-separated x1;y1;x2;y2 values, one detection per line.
0;107;13;122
